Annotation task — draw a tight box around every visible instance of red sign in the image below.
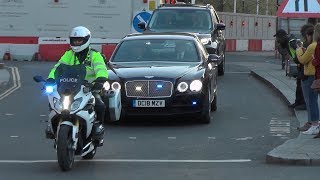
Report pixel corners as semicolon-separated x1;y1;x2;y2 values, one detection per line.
276;0;320;18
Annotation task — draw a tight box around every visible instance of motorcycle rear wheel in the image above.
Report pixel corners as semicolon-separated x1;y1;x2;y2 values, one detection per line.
57;125;75;171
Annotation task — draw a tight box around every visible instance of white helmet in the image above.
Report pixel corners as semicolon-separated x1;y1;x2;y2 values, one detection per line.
69;26;91;53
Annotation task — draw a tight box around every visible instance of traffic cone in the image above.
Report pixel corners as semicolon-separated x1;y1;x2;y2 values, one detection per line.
32;52;41;61
3;50;12;61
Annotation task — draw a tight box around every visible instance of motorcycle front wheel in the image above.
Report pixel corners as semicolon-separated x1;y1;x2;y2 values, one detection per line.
57;125;75;171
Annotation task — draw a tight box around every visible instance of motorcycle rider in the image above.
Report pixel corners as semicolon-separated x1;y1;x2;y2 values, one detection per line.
46;26;108;146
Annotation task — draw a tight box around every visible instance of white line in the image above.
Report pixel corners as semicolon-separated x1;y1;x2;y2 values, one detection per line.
0;67;21;100
168;137;176;140
0;159;252;163
225;72;250;74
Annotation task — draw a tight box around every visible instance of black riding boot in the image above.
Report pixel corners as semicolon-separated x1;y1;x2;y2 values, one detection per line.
92;110;105;146
45;123;55;139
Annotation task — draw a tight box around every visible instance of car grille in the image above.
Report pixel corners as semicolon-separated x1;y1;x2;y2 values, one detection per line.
125;80;173;98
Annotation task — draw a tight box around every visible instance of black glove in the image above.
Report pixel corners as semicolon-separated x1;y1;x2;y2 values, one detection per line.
45;78;56;85
92;82;103;92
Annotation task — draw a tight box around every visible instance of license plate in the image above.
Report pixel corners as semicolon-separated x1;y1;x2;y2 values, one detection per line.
133;100;165;107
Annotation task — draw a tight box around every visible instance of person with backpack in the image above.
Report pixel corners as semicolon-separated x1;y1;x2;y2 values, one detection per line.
274;29;306;111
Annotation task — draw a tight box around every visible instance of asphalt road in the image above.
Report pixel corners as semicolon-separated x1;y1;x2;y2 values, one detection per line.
0;55;317;180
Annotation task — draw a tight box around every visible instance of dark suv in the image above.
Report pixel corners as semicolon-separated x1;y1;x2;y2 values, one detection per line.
138;3;226;75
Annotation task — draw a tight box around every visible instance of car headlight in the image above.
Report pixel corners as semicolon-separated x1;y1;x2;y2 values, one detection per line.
201;38;211;45
111;82;121;90
71;97;83;111
190;80;203;92
177;82;188;92
53;97;63;112
103;81;110;91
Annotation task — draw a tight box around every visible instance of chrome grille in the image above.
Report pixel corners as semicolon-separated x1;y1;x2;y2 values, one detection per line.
125;80;173;98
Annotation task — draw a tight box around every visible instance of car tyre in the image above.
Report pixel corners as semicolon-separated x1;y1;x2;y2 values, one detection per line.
218;52;225;76
211;92;217;111
200;87;211;124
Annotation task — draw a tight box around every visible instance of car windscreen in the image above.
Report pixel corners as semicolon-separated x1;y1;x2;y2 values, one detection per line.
148;9;213;33
112;39;200;63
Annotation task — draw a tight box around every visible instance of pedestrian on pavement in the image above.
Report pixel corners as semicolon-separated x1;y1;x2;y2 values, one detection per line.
296;25;319;135
274;28;307;111
274;29;289;70
311;23;320;138
294;24;315;111
286;33;307;110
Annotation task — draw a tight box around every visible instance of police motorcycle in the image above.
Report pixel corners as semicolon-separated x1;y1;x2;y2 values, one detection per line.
33;64;105;171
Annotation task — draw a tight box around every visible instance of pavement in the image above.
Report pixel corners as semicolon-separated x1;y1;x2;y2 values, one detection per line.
229;51;320;166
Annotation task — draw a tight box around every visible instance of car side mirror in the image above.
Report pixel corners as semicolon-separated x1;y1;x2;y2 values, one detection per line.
216;23;226;31
33;75;45;83
208;54;221;65
138;22;146;30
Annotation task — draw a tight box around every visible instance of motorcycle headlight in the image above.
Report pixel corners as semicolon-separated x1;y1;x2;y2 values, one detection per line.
103;81;110;91
190;80;203;92
177;82;188;92
201;38;211;45
111;82;121;90
71;97;83;111
45;85;54;94
53;97;63;112
62;96;70;110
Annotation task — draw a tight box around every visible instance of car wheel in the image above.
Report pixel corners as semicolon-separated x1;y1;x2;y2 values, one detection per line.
211;92;217;111
200;87;211;124
218;52;225;76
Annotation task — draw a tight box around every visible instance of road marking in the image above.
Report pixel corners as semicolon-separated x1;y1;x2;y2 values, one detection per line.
168;137;176;140
0;159;252;163
10;136;18;138
129;137;136;140
40;115;47;117
0;67;21;101
234;137;253;141
240;117;248;120
5;113;14;116
269;119;290;137
225;71;250;74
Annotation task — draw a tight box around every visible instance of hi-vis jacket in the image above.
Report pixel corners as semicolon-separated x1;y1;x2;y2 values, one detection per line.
48;48;108;83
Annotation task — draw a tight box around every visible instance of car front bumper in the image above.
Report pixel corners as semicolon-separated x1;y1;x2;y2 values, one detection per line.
122;93;206;117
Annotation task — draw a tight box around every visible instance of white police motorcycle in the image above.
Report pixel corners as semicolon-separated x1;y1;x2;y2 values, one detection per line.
34;64;103;171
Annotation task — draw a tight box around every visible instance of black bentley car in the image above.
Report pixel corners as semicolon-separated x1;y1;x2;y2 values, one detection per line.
104;32;221;123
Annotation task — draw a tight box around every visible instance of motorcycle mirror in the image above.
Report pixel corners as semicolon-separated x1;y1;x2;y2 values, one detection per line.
33;75;45;83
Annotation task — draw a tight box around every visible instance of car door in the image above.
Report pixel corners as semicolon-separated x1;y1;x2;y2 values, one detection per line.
197;40;216;100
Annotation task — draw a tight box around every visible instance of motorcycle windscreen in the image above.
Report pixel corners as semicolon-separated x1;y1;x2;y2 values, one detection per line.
54;64;86;96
